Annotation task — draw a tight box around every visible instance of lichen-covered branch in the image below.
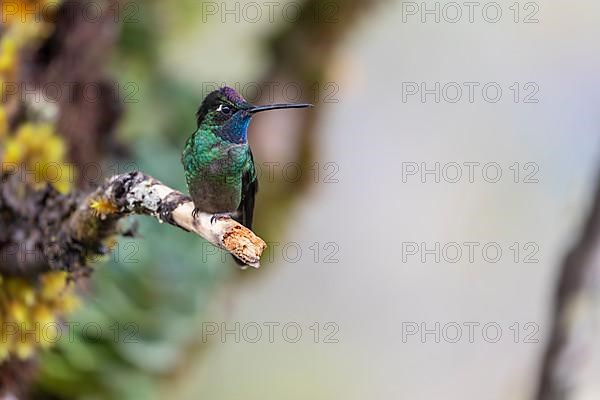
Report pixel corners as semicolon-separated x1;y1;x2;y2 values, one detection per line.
0;170;266;277
71;171;266;268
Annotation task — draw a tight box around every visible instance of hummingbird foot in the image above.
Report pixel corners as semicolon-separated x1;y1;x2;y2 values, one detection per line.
192;208;201;220
210;212;232;225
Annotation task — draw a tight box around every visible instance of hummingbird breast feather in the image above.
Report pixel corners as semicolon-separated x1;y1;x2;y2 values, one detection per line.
183;139;250;214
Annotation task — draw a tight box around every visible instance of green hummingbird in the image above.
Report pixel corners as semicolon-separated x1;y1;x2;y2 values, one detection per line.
181;86;312;264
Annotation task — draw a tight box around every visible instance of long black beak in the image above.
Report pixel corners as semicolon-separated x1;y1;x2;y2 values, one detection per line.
248;103;314;114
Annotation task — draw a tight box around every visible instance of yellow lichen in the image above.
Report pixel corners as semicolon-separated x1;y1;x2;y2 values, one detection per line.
39;271;68;300
0;36;17;74
0;340;9;363
14;337;35;360
0;107;8;139
2;122;75;193
90;197;120;217
7;300;28;324
0;271;80;362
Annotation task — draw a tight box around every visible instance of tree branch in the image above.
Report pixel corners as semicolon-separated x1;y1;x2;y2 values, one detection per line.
71;171;266;269
535;171;600;400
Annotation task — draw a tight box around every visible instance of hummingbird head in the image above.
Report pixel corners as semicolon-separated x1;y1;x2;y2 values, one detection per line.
196;86;313;144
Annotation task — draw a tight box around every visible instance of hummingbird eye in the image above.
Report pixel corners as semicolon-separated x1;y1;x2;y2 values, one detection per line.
217;104;232;115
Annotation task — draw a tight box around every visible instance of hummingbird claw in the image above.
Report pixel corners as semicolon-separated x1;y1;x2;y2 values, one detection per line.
210;212;231;224
192;208;200;219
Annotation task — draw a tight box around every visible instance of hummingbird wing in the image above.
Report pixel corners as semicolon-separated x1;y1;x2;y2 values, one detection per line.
236;149;258;230
231;150;258;268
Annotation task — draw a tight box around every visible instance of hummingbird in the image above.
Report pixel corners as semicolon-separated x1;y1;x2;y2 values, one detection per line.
181;86;312;265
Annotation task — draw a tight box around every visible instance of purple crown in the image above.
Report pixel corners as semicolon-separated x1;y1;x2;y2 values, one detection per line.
219;86;247;104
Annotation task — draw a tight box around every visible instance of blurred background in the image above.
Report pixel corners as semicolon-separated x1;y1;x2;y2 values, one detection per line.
1;0;600;399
